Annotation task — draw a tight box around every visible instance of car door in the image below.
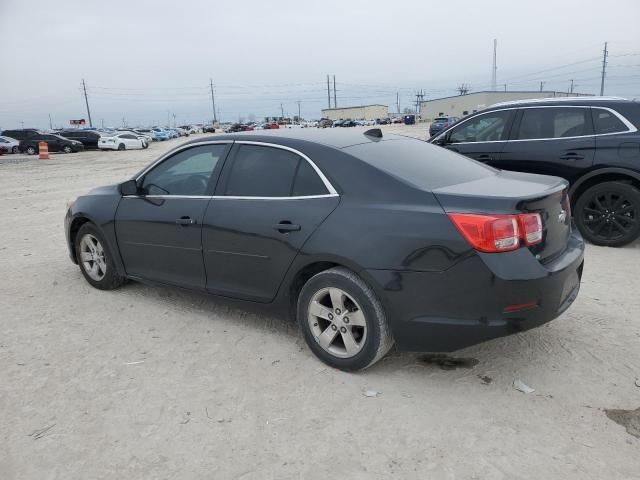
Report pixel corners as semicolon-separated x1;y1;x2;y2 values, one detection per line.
202;142;340;302
114;142;231;289
497;106;595;182
437;109;515;163
42;134;61;152
119;134;137;149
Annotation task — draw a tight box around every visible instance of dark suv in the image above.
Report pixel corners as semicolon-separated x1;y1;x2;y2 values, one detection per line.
20;133;84;154
1;129;42;141
56;129;101;149
429;97;640;246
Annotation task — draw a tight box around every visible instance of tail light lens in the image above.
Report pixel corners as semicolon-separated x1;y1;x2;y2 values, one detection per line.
448;214;520;252
519;213;543;245
448;212;544;253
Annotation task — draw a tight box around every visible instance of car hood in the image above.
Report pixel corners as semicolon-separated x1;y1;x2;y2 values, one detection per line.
87;183;120;196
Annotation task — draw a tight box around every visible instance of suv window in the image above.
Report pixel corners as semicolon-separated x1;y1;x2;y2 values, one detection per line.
448;110;512;143
592;108;628;134
225;145;325;197
516;107;590;140
141;144;227;196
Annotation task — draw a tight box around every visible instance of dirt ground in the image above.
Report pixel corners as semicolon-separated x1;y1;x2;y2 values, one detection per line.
1;126;639;479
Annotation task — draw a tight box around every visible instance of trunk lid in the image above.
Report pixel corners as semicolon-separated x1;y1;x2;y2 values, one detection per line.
433;170;571;263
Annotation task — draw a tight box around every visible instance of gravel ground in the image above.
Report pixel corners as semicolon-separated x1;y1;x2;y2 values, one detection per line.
1;127;639;479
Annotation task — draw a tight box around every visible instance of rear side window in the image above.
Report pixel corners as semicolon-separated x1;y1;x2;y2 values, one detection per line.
345;138;495;191
225;145;326;197
592;108;628;134
292;159;328;196
516;107;591;139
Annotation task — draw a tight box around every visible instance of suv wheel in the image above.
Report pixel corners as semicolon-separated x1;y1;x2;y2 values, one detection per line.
26;146;36;155
117;143;125;151
297;267;393;371
575;181;640;247
63;145;72;153
11;146;19;154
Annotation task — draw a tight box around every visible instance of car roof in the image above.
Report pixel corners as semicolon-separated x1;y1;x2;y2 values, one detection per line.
182;128;405;150
487;96;631;109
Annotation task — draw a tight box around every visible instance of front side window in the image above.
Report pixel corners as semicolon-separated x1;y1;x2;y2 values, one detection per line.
225;145;327;197
516;107;590;140
448;110;512;143
592;108;628;134
141;144;227;196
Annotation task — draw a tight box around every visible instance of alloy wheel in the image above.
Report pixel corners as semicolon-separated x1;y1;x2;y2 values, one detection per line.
307;287;367;358
581;191;636;242
79;234;107;281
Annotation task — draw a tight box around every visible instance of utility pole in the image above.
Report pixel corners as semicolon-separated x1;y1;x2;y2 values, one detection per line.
504;84;507;92
326;75;331;109
209;78;217;124
600;41;608;96
396;92;400;114
539;81;545;92
167;111;170;128
172;113;176;128
333;75;337;108
122;117;126;127
82;78;93;128
280;103;284;119
48;113;53;130
569;79;575;94
296;100;301;122
101;118;104;129
491;39;497;91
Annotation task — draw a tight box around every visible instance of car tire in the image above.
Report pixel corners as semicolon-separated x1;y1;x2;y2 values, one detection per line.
11;146;19;154
117;143;125;151
63;145;72;153
574;181;640;247
297;267;393;371
75;223;125;290
26;146;36;155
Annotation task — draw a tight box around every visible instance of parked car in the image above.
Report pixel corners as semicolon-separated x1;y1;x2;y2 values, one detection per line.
20;134;84;154
116;130;151;148
1;128;42;142
57;129;102;149
202;125;216;133
151;129;170;141
225;124;253;133
391;117;404;124
340;120;358;127
0;135;20;154
332;120;345;128
429;116;460;137
65;129;584;371
403;115;416;125
375;118;390;125
98;132;145;151
318;119;333;128
428;97;640;246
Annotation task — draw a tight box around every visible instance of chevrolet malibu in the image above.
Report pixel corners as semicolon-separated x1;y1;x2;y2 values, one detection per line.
65;129;584;371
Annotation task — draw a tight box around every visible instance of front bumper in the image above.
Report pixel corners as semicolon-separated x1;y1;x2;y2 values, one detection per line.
367;229;585;352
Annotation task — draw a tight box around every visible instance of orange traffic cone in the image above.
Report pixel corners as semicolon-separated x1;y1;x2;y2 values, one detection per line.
39;141;49;160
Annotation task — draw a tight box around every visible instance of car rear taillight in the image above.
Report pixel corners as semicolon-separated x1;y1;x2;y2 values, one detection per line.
448;212;544;253
448;214;520;252
519;213;543;245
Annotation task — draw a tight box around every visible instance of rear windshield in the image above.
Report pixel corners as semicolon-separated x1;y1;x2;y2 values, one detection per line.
344;138;495;190
433;117;449;122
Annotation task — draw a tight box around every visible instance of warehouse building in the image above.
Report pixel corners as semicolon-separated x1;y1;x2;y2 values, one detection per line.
419;91;593;122
321;104;388;121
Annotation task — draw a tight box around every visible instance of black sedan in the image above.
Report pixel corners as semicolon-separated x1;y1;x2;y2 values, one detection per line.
65;129;584;370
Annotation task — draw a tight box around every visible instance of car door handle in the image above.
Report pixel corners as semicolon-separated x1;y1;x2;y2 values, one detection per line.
560;152;584;160
176;216;197;226
476;154;493;161
273;221;301;233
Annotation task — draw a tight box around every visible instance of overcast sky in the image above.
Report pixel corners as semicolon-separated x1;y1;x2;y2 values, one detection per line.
1;0;639;128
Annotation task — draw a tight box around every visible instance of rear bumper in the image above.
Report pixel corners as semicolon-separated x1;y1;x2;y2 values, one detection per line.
366;228;585;352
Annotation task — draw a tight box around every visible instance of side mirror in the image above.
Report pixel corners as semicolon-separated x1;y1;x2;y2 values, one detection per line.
119;179;139;196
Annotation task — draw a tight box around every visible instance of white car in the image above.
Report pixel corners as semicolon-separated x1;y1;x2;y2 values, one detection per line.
99;132;145;151
0;136;20;154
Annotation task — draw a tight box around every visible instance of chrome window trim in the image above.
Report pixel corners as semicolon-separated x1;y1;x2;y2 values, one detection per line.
437;105;637;145
127;139;339;200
